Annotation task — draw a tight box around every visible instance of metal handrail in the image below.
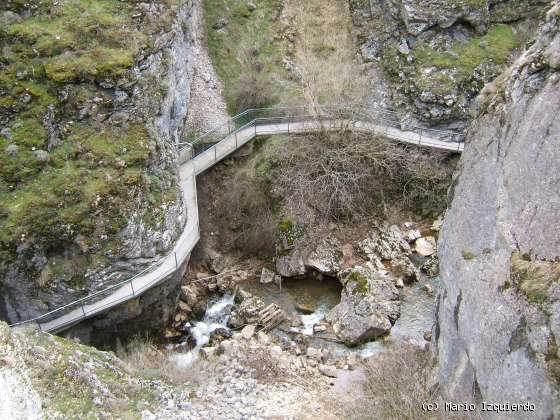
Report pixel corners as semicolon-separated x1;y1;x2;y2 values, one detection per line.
10;104;464;332
178;104;464;152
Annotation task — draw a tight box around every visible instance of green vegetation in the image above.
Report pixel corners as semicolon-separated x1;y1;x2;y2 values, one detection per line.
0;1;181;285
415;24;519;80
2;327;166;418
276;217;305;256
4;0;147;84
462;250;476;260
347;270;370;296
510;252;560;304
203;0;295;113
0;124;151;249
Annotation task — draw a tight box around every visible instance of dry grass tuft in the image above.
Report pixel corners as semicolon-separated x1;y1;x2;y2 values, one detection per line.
510;252;560;303
338;345;480;420
117;335;207;385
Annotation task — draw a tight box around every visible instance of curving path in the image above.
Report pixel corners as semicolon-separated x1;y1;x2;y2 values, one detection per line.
11;109;464;333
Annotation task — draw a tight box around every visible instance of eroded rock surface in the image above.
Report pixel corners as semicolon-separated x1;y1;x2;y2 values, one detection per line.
305;236;343;275
349;0;549;128
435;6;560;418
327;266;401;346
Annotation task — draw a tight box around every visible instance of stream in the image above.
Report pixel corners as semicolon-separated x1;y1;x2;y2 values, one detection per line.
170;293;235;367
242;273;439;358
171;266;439;365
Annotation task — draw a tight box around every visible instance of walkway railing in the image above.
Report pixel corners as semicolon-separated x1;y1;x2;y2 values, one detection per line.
9;104;464;333
177;105;464;163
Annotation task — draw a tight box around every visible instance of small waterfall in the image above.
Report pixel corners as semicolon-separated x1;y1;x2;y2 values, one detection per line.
291;303;329;336
171;294;235;367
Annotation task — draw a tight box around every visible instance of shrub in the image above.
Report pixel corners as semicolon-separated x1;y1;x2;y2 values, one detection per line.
216;166;277;257
337;344;480;420
271;129;456;221
117;335;206;385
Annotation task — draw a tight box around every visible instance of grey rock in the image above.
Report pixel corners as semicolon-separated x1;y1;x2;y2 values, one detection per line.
260;267;275;284
275;247;306;278
201;346;216;359
6;144;18;155
398;39;411;55
240;324;256;340
213;17;228;30
0;11;22;27
246;2;256;12
359;224;411;261
32;150;49;163
434;9;560;419
306;347;322;361
305;235;343;275
421;255;440;277
327;266;400;345
318;364;337;378
256;331;270;345
414;236;436;256
209;250;229;274
0;127;12;140
403;228;421;242
391;255;420;283
229;294;265;328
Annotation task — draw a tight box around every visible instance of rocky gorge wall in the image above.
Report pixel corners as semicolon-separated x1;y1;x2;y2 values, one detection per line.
349;0;550;129
434;4;560;417
0;0;198;325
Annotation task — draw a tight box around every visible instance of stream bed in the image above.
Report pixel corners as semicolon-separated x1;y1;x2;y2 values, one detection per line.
170;269;439;365
241;272;439;358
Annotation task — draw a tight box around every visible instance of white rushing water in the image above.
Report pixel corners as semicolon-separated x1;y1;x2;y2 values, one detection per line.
171;294;235;367
297;303;329;336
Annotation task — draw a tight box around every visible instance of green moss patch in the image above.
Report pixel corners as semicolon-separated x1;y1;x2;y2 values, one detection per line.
346;270;370;296
510;252;560;304
0;1;183;281
414;24;519;80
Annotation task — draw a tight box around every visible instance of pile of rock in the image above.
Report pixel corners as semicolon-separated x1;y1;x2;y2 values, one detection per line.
262;221;441;345
166;250;251;338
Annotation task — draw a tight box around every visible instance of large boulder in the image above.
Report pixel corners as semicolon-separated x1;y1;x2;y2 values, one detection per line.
275;247;306;277
305;236;343;275
260;267;275;284
359;224;411;261
327;267;401;346
414;236;437;256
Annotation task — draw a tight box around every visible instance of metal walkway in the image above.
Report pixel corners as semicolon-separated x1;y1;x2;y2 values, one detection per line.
10;106;464;333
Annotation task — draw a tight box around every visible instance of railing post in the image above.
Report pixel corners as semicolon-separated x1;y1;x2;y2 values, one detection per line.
130;280;135;296
254;122;257;137
235;129;238;149
214;145;217;161
419;128;423;145
288;119;290;134
174;251;178;268
228;120;231;134
37;321;42;332
80;302;86;317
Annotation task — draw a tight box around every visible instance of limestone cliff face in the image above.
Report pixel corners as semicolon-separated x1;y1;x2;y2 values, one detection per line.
349;0;549;129
434;4;560;417
0;0;197;324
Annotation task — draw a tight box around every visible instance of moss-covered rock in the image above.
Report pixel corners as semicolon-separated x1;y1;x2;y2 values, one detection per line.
0;0;190;323
0;322;172;418
327;266;401;346
349;0;548;128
